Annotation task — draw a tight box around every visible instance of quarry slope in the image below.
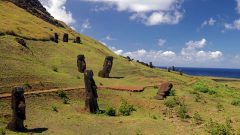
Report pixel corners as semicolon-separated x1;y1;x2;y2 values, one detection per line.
0;1;191;93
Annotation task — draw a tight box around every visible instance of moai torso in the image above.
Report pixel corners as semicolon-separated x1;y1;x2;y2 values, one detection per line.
154;82;173;100
99;56;113;78
76;36;81;43
77;55;86;73
7;87;26;131
54;33;59;43
84;70;99;113
63;33;68;42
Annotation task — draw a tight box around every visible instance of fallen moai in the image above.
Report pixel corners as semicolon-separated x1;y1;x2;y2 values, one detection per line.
98;56;113;78
154;82;173;100
63;33;68;42
7;87;26;132
84;70;99;113
77;55;86;73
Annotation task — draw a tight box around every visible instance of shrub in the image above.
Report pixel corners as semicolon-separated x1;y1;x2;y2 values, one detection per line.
216;103;224;111
176;104;188;119
193;81;209;93
76;76;80;79
24;81;32;89
169;89;176;96
52;106;58;112
52;66;58;72
119;100;136;116
105;107;116;116
0;128;6;135
164;97;181;108
57;91;70;104
151;115;158;120
205;119;235;135
192;112;204;125
231;99;240;106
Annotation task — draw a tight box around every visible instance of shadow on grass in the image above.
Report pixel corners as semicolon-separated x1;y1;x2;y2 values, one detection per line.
26;128;48;133
109;77;125;79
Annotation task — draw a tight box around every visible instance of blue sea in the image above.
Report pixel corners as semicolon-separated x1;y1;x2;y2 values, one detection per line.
158;67;240;79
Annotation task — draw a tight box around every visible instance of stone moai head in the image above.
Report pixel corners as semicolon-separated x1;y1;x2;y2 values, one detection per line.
84;70;99;113
149;62;153;68
154;82;173;100
54;33;59;43
172;66;175;71
76;36;81;43
7;87;26;132
98;56;113;78
63;33;68;42
179;71;183;76
77;55;86;73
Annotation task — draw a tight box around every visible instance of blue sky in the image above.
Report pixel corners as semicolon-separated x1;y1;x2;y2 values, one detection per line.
39;0;240;68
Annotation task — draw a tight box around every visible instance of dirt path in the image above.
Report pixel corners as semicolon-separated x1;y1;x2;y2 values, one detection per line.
0;85;155;99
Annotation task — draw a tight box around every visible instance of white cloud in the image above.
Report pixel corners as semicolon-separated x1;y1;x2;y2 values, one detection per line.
84;0;184;25
158;39;167;47
80;19;92;32
224;19;240;30
236;0;240;14
201;18;216;27
39;0;76;25
105;35;115;41
99;41;123;55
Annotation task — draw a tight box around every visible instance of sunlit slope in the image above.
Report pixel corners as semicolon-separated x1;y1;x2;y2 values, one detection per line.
0;1;192;92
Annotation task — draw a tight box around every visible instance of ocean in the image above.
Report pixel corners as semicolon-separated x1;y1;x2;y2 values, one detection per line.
158;67;240;79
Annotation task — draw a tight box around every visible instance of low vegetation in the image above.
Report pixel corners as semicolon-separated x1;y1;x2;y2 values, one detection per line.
119;100;136;116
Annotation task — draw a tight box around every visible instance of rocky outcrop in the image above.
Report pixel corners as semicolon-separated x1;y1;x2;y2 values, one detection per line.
9;0;64;27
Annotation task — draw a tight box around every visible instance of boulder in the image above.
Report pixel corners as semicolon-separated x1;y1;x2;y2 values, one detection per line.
7;87;26;132
84;70;99;113
77;55;86;73
154;82;173;100
98;56;113;78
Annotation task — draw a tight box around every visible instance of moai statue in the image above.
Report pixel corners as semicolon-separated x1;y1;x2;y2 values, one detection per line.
179;70;183;76
172;66;176;71
75;36;81;44
54;33;59;43
167;67;171;72
84;70;99;113
63;33;68;42
154;82;173;100
7;87;26;132
98;56;113;78
77;55;86;73
149;62;153;68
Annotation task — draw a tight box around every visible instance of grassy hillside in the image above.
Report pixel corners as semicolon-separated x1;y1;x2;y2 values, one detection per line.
0;1;191;93
1;1;240;135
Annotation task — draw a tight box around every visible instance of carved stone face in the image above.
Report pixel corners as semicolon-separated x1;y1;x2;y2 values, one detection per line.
77;55;86;73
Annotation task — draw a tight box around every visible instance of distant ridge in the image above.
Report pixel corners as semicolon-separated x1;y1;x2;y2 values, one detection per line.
8;0;64;27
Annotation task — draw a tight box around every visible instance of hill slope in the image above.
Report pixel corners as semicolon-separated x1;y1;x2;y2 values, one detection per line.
1;1;240;135
0;1;191;93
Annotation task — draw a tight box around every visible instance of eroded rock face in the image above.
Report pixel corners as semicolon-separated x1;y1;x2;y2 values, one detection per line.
154;82;173;100
9;0;64;27
63;33;68;42
98;56;113;78
77;55;86;73
7;87;26;132
84;70;99;113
